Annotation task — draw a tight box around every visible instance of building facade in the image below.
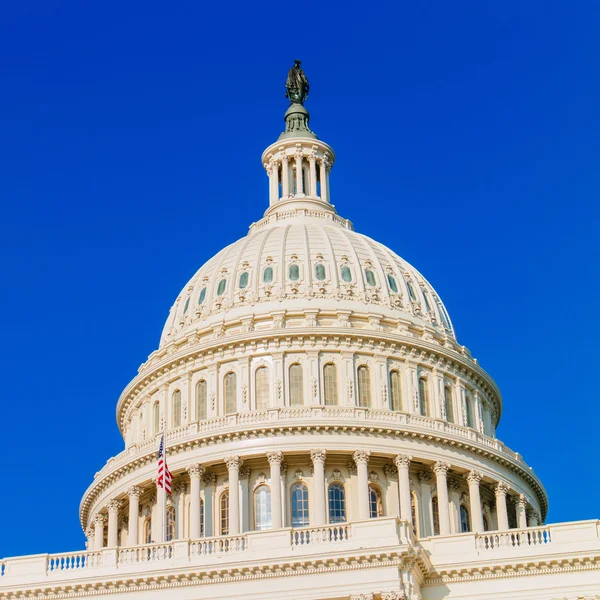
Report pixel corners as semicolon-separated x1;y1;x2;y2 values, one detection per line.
1;66;599;600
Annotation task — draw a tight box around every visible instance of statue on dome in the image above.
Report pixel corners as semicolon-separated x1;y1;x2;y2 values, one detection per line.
285;60;310;105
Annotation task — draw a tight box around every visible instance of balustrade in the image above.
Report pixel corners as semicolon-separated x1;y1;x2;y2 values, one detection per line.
48;551;102;572
476;526;552;550
118;543;174;564
291;523;351;546
190;534;247;555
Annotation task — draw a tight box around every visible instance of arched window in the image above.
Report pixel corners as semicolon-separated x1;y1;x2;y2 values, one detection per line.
289;364;304;406
216;279;227;296
340;265;352;282
196;380;207;421
263;267;273;284
183;297;190;314
255;367;270;410
465;393;474;428
198;287;207;305
432;496;440;535
153;401;160;434
368;485;383;518
387;274;398;293
166;506;176;541
220;490;229;535
254;485;271;531
323;364;338;406
444;385;454;423
411;491;419;536
289;264;299;281
172;390;182;428
328;483;346;523
460;505;470;533
290;482;309;527
224;372;237;415
422;289;432;312
144;517;152;544
239;272;249;289
365;269;376;286
418;377;429;417
389;370;402;411
407;281;417;301
315;264;326;281
357;365;371;408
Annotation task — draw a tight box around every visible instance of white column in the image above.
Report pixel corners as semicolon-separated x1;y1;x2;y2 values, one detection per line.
516;494;528;529
319;157;329;202
383;464;400;518
433;462;451;535
156;485;166;542
93;514;106;550
107;501;120;547
267;451;283;529
448;477;461;533
309;153;317;196
85;528;95;550
281;156;289;197
226;456;241;535
527;509;539;527
494;482;510;531
394;455;412;523
174;483;186;539
239;466;250;532
311;449;327;526
418;471;434;537
127;486;142;546
187;464;203;539
466;471;484;532
295;150;304;195
353;450;371;520
203;472;217;537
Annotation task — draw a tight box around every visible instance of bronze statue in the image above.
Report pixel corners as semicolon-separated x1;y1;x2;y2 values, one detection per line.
285;60;309;105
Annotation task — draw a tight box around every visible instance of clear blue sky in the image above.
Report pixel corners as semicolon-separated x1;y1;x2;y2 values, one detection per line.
1;1;598;558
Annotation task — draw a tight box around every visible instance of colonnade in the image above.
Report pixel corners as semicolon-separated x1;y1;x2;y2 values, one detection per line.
87;451;541;549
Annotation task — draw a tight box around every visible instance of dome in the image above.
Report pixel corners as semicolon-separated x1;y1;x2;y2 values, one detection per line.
160;218;455;349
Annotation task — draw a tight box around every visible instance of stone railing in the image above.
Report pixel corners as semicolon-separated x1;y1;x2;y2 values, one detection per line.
291;523;351;546
97;407;522;482
48;550;103;571
476;526;551;550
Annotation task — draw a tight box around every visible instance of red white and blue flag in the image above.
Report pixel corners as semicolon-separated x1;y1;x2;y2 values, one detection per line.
157;435;172;495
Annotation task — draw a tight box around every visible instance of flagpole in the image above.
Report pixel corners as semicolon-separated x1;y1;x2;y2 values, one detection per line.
162;431;167;544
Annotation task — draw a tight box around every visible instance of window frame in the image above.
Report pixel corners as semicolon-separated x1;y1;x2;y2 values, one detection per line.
327;482;347;524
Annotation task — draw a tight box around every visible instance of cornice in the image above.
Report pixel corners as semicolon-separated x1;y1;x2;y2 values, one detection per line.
117;328;503;430
79;421;547;531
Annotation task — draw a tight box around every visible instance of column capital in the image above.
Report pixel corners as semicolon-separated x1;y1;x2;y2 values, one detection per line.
311;449;327;463
106;500;121;513
383;463;398;480
187;463;204;478
350;595;374;600
433;461;450;476
466;470;483;485
353;450;371;466
172;482;187;496
526;508;539;520
127;485;142;499
267;451;284;466
517;493;529;508
85;527;95;540
494;481;510;496
93;513;107;526
239;466;251;480
225;456;242;470
394;454;412;469
202;472;217;487
418;470;432;484
447;477;461;492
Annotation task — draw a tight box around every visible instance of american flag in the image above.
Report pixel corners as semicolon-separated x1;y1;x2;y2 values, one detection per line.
157;434;172;495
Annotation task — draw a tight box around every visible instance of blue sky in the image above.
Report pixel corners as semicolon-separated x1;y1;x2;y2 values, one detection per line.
1;1;598;558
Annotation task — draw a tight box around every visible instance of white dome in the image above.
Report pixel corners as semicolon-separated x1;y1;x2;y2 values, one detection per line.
160;215;455;348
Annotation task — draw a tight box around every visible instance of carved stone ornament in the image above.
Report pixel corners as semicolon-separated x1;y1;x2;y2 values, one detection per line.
383;464;398;480
293;469;304;481
466;470;483;485
172;482;187;496
106;499;121;513
127;485;143;498
394;454;411;469
418;470;432;485
329;468;344;482
350;594;375;600
239;466;251;481
448;477;461;492
347;461;357;476
187;464;204;478
93;513;106;526
225;456;242;470
368;471;379;483
353;450;371;466
433;461;450;476
253;472;268;489
381;593;406;600
310;449;326;463
494;481;510;496
267;451;284;465
202;472;217;487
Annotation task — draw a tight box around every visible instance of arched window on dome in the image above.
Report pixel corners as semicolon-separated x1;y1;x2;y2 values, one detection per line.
340;265;352;283
444;385;455;423
406;281;417;301
432;496;440;535
172;390;182;428
183;297;190;314
255;367;270;410
289;264;299;281
198;287;207;305
196;379;207;421
220;490;229;535
143;517;152;544
263;267;273;284
323;364;338;406
365;269;376;287
368;485;383;518
421;289;432;312
411;491;419;536
387;274;398;293
357;365;372;408
289;364;304;406
254;485;271;531
465;392;475;428
166;506;176;541
328;483;346;523
216;279;227;296
224;372;237;415
418;377;430;417
153;401;160;434
291;482;309;527
460;505;471;533
239;272;249;289
315;264;326;281
389;370;402;411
